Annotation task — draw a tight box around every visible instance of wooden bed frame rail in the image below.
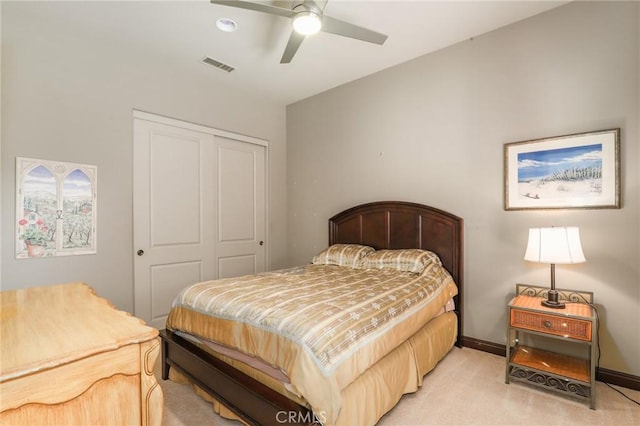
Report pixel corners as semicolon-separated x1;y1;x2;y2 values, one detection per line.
161;330;315;425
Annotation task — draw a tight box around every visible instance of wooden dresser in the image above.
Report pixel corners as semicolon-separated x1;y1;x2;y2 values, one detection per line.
0;282;163;425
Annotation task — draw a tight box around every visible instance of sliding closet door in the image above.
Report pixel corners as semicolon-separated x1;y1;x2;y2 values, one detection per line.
133;113;266;329
215;136;266;279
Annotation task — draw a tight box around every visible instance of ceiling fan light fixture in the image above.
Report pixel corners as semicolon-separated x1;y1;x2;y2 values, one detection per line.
292;11;321;35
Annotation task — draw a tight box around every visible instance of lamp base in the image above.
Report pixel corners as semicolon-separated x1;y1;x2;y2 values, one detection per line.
541;299;566;309
541;289;565;309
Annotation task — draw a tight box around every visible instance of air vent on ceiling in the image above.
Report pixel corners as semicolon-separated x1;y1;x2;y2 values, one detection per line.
201;56;235;73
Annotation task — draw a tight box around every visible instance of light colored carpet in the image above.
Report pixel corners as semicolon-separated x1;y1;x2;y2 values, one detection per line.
158;347;640;426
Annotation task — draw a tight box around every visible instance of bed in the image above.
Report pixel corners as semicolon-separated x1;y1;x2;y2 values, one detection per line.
160;201;463;425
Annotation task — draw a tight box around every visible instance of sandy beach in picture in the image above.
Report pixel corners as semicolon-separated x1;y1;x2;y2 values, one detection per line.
518;178;602;202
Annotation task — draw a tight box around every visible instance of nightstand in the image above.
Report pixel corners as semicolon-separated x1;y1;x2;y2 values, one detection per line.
505;284;597;409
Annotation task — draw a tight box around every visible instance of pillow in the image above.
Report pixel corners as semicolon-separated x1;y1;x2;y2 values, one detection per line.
360;249;442;273
311;244;375;268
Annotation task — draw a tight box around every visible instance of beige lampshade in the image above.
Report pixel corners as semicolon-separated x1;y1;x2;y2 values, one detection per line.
524;227;586;264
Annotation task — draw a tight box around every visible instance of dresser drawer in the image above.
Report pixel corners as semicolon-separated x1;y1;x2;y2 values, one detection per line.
510;308;592;341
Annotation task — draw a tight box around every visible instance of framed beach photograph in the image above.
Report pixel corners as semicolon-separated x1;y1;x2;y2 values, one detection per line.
504;128;620;210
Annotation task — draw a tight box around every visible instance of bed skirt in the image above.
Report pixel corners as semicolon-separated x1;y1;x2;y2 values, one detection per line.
167;311;457;426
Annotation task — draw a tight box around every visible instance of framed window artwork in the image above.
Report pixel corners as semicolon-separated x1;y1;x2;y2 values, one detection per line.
16;157;97;258
504;128;620;210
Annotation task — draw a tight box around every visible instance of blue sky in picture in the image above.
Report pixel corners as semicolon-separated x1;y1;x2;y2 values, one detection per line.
517;143;602;181
24;166;56;195
25;166;91;198
62;169;91;198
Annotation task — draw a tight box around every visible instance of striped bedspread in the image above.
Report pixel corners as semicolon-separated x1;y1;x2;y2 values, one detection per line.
167;262;458;424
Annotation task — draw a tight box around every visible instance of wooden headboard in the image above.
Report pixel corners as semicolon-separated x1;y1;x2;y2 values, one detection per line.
329;201;464;346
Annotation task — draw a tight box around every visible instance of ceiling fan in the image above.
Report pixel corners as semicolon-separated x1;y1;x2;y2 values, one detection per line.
211;0;388;64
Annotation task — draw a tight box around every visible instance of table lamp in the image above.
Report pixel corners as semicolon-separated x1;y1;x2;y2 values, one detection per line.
524;227;586;309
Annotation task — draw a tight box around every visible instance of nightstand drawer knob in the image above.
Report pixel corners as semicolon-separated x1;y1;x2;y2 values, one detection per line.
543;320;552;328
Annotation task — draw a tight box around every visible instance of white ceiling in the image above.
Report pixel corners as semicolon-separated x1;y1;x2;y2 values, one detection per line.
25;0;569;105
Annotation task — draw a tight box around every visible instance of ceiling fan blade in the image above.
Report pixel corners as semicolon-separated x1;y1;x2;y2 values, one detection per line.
210;1;294;18
321;15;387;45
280;31;306;64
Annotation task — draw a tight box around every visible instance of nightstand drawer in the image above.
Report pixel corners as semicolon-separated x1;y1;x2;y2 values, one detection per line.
510;309;592;341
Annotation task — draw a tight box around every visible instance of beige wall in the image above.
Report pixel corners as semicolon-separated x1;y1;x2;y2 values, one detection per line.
0;2;288;312
287;1;639;375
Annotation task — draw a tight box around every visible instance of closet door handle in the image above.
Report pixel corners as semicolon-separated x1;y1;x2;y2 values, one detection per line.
137;249;144;256
259;241;264;246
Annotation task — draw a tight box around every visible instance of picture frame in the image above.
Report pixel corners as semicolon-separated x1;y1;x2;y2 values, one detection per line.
504;128;620;210
16;157;98;258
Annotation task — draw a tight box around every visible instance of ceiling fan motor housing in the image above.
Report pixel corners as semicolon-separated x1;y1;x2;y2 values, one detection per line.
293;2;321;14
